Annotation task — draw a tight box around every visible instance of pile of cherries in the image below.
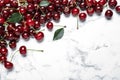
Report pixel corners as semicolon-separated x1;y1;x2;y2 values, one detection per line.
0;0;120;70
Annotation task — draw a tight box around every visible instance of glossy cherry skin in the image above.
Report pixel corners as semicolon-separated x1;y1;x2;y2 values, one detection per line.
53;12;60;21
72;8;80;16
19;46;27;55
98;0;107;6
0;56;7;63
79;13;87;21
9;40;16;49
0;17;5;24
46;21;53;30
115;5;120;13
34;32;44;41
0;47;8;56
26;19;35;27
86;7;95;16
105;9;113;19
4;61;13;69
108;0;117;9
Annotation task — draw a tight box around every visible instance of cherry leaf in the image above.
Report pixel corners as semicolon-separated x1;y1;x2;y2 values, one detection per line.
53;28;64;40
7;12;23;23
39;0;50;7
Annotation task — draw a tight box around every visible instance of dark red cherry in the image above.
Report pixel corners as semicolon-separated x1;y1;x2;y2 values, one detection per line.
19;46;27;55
105;9;113;19
46;21;53;30
34;32;44;41
4;61;13;69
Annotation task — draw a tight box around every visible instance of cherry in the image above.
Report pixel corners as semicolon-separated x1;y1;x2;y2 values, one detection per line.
62;0;68;5
79;2;86;10
39;16;46;24
34;32;44;41
24;13;33;20
4;61;13;69
0;0;5;7
0;47;8;56
14;28;21;36
115;5;120;13
47;4;55;12
95;3;103;15
98;0;107;6
85;0;93;7
46;21;53;30
105;9;113;19
0;56;7;63
19;7;26;15
72;8;80;16
53;12;60;21
26;18;35;27
10;0;18;8
27;3;35;12
9;40;16;49
86;7;94;16
0;17;5;24
34;20;41;29
79;12;87;21
46;12;52;21
54;0;61;7
19;46;27;55
108;0;117;9
1;9;10;19
22;32;30;40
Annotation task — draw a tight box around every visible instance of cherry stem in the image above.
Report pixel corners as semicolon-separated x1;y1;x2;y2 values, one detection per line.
17;0;21;6
77;17;79;29
54;25;66;28
10;49;44;61
27;49;44;52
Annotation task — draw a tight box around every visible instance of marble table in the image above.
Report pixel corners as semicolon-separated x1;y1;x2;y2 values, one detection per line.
1;1;120;80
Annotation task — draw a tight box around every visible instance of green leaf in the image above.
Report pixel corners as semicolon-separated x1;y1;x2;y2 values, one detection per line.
7;12;23;23
53;28;64;40
39;0;50;7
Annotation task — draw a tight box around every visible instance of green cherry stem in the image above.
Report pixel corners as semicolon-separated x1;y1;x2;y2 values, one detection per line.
77;17;79;29
10;49;44;61
54;25;66;28
27;49;44;52
17;0;21;6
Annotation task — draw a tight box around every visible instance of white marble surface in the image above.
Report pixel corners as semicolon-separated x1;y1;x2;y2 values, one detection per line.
1;2;120;80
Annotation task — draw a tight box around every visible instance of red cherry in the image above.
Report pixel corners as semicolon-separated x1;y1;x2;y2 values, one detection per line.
34;32;44;41
9;40;16;49
0;56;7;63
86;7;95;16
4;61;13;69
62;0;68;5
105;9;113;19
115;5;120;13
0;47;8;56
19;7;26;14
85;0;93;6
98;0;107;6
19;46;27;55
46;21;53;30
0;17;5;24
79;12;87;21
53;12;60;21
72;8;80;16
108;0;117;9
26;19;35;27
